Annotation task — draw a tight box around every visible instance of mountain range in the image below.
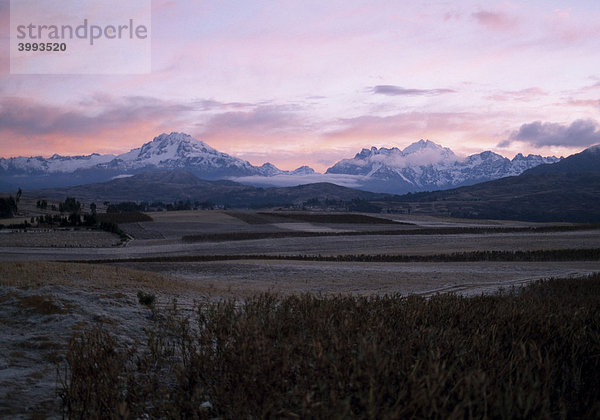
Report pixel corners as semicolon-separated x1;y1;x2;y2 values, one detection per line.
393;146;600;223
326;140;560;193
1;132;561;194
0;133;315;191
32;144;600;222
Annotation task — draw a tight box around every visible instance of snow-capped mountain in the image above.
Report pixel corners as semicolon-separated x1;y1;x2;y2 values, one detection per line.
0;133;315;190
291;165;316;175
256;162;286;176
0;133;559;193
326;139;560;194
103;132;260;178
327;140;456;177
0;152;115;174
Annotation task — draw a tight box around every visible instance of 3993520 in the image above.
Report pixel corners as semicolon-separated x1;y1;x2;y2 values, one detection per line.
17;42;67;52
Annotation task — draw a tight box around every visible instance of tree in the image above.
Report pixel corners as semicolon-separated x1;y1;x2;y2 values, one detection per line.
90;203;97;214
0;196;17;218
59;197;82;226
59;197;81;214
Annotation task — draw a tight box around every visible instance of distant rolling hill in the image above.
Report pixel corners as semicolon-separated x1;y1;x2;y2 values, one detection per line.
393;172;600;223
523;144;600;175
31;170;396;208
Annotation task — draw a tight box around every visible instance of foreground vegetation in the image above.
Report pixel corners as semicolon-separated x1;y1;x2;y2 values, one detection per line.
60;275;600;418
84;247;600;264
182;224;600;243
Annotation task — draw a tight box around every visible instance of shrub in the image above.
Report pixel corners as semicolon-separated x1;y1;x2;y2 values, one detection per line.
137;291;156;307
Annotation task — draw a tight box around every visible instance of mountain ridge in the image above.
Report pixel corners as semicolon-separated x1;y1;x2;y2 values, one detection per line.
390;146;600;222
1;132;561;193
326;139;560;194
523;144;600;175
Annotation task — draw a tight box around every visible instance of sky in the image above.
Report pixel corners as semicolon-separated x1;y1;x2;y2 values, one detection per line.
1;0;600;172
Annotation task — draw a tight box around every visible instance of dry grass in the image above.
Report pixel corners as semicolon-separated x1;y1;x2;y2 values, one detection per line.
149;210;244;224
17;295;72;315
59;275;600;418
0;261;208;295
0;229;120;247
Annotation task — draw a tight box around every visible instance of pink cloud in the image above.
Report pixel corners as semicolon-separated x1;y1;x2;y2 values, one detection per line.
487;88;547;102
325;112;485;142
544;8;600;45
0;96;192;137
0;96;194;157
472;10;518;31
565;99;600;108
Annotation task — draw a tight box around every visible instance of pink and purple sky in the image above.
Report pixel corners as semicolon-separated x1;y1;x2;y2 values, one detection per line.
1;0;600;171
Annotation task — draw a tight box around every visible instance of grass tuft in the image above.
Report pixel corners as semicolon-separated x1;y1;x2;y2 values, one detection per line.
136;291;156;307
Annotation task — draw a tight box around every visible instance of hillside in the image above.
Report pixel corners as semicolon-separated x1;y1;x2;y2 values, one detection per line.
31;170;394;208
523;144;600;175
393;172;600;223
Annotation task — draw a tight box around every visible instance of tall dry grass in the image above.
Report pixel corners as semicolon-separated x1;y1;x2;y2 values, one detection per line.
0;261;170;290
59;274;600;418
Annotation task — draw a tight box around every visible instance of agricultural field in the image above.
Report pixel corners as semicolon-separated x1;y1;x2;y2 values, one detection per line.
0;229;121;248
1;209;599;417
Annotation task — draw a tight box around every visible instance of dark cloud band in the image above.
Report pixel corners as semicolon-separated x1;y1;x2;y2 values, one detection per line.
372;85;455;96
500;119;600;148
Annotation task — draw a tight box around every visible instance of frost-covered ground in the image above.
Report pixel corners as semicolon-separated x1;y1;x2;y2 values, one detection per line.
0;211;598;417
1;259;598;418
0;262;206;419
116;260;600;297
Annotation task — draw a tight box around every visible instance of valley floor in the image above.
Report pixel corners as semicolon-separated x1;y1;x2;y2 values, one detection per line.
0;210;599;417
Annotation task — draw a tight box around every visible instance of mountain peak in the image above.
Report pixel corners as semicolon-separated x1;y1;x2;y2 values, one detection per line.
402;139;450;155
147;132;216;154
153;132;207;146
117;132;225;166
403;139;429;150
292;165;316;175
257;162;285;176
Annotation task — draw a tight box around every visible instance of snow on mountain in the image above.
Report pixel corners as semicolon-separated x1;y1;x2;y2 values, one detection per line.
112;132;258;175
328;140;458;177
291;165;316;175
0;133;561;193
0;153;115;174
256;162;286;176
326;139;560;193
